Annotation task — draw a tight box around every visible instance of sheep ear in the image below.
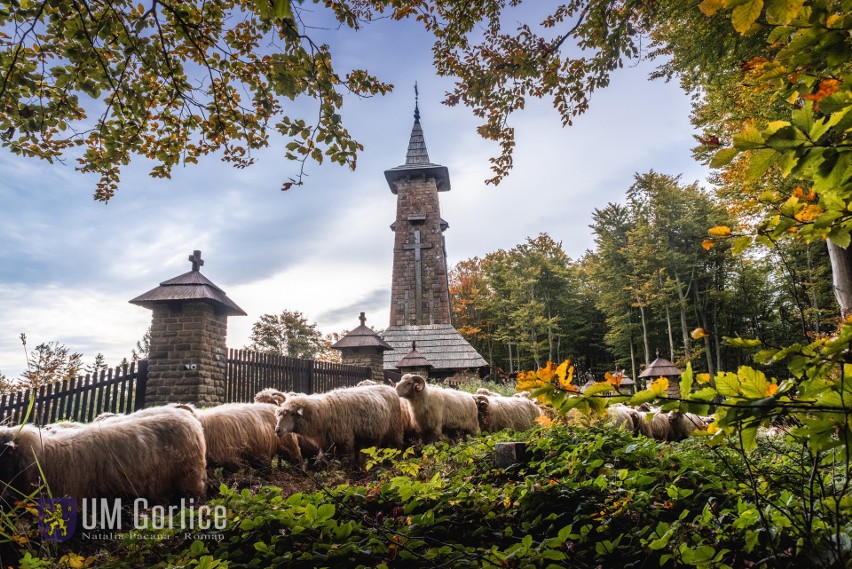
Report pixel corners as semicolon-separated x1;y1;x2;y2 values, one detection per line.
296;407;304;416
3;440;16;452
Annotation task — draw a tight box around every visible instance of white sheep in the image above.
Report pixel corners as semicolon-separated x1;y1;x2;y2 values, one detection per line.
275;385;404;458
0;406;206;503
474;394;541;433
395;374;480;443
254;388;289;406
181;402;284;471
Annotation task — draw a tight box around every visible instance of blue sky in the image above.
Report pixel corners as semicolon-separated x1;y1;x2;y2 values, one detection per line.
0;8;708;379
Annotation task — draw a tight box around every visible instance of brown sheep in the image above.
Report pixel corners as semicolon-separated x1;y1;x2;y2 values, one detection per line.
275;385;404;459
474;394;541;433
395;374;480;444
0;406;206;504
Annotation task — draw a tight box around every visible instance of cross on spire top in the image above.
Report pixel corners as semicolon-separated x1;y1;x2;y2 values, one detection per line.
189;250;204;272
359;312;366;326
414;82;420;122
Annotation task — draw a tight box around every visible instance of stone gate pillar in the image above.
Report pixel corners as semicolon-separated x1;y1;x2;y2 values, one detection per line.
331;312;393;383
130;250;246;407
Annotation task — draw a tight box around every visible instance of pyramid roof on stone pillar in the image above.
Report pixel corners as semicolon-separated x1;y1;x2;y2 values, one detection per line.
384;97;451;193
394;342;433;370
331;312;393;350
382;325;488;372
129;250;246;316
638;351;683;378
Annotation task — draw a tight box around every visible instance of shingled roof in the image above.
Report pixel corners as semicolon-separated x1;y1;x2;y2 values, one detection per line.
384;97;451;193
394;342;433;370
129;250;246;317
331;313;393;350
381;325;487;372
638;352;683;378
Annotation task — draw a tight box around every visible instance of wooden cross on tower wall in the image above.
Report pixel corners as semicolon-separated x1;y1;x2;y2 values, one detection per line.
402;230;432;324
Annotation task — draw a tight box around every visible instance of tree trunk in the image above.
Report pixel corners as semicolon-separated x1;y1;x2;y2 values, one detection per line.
637;299;650;365
694;286;715;378
629;337;637;389
827;240;852;319
674;271;691;358
713;302;722;374
507;341;514;374
660;273;677;360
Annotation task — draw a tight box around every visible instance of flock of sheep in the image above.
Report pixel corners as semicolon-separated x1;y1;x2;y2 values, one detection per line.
0;374;711;508
0;374;541;506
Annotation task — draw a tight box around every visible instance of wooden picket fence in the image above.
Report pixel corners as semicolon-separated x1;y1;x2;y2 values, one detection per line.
225;349;371;402
0;361;148;426
0;350;372;425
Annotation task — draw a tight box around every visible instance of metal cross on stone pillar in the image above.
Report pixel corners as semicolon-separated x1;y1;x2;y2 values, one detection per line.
188;250;204;272
402;230;433;324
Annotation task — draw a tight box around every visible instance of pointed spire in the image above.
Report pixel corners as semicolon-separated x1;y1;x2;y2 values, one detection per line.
405;82;430;165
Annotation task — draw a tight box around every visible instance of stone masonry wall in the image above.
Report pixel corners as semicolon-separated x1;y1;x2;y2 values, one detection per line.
144;301;228;407
339;347;386;383
389;175;452;327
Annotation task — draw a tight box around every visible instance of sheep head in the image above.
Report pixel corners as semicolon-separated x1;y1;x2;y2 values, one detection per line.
275;398;309;437
473;394;491;427
396;374;426;399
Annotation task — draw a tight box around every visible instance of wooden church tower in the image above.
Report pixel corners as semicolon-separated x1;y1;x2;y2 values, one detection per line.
385;96;452;326
381;92;487;379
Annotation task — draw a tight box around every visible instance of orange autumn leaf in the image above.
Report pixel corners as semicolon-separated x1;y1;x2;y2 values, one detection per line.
708;226;732;238
691;327;709;340
702;239;715;250
535;414;555;427
765;383;779;397
803;78;841;102
605;371;623;387
795;204;823;222
792;187;816;201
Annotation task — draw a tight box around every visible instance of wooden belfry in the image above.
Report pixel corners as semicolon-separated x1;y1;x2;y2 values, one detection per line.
385;86;452;327
380;88;488;380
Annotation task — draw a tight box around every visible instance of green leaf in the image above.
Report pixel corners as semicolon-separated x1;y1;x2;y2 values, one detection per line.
710;147;739;168
731;236;753;255
731;0;764;34
747;148;776;178
733;125;765;149
765;0;806;25
680;362;694;399
629;389;659;406
716;372;741;397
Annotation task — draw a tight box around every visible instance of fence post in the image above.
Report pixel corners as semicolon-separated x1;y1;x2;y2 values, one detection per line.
135;359;149;411
307;359;315;395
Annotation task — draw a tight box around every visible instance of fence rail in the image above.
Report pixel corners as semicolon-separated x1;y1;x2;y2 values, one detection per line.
225;349;370;402
0;361;148;426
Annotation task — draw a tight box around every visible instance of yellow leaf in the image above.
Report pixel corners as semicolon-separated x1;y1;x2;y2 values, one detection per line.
702;239;715;250
765;383;779;397
696;373;711;384
555;359;572;387
698;0;729;16
826;14;841;27
690;327;708;340
707;421;720;434
708;225;732;237
537;361;556;383
650;376;669;397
